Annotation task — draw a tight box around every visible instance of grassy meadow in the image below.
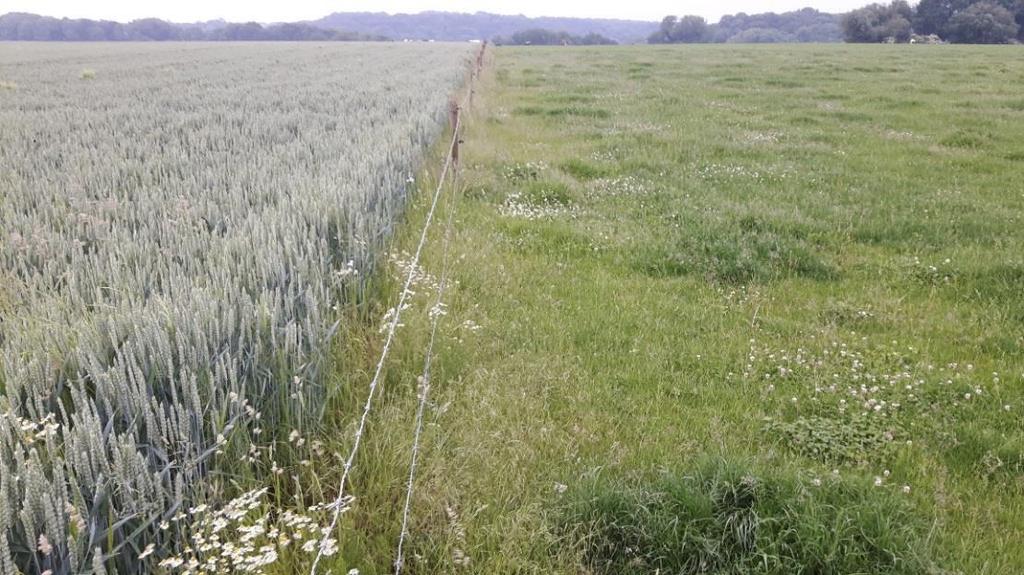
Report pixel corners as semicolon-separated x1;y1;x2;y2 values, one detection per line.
334;45;1024;574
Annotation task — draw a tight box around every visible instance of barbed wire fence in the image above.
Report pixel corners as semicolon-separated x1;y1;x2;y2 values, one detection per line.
310;42;486;575
394;133;461;575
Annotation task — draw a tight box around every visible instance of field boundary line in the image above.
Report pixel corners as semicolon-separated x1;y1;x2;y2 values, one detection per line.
393;163;459;574
310;48;480;575
309;94;459;575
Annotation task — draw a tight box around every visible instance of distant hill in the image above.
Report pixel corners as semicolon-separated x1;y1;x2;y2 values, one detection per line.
309;11;659;43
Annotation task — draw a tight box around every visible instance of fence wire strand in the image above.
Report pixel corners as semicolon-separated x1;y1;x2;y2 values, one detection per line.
310;71;474;574
394;136;461;575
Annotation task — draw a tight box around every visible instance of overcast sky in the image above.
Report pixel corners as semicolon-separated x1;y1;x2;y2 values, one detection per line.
2;1;871;23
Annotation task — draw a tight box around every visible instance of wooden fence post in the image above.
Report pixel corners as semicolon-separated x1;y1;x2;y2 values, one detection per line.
449;99;460;166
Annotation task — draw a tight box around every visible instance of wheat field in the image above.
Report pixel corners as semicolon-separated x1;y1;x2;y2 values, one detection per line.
0;42;470;574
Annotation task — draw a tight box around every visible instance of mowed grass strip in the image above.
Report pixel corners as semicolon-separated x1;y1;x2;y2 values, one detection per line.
335;45;1024;574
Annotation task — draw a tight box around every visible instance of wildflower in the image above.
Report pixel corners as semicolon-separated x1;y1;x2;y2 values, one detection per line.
319;537;339;557
811;478;822;487
139;543;156;559
554;483;568;494
874;476;883;487
159;557;185;569
902;485;911;494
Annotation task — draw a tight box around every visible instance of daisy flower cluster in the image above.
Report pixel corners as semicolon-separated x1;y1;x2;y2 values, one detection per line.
155;489;342;574
499;191;578;220
587;175;654;198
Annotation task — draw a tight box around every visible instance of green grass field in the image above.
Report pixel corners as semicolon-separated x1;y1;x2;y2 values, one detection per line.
328;45;1024;574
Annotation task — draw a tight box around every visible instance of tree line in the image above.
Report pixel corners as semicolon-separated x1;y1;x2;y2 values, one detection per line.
492;29;617;45
310;11;655;43
648;8;842;44
841;0;1022;43
0;12;386;41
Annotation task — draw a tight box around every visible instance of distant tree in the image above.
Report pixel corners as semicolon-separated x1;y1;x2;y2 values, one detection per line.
213;22;264;40
726;27;796;43
648;16;678;43
494;28;616;45
1010;0;1024;39
914;0;973;35
672;16;710;42
647;15;708;43
842;1;914;42
0;12;382;41
578;32;617;45
945;1;1020;41
653;9;842;44
794;22;843;41
503;28;571;45
915;0;1024;40
126;18;182;40
1;13;63;39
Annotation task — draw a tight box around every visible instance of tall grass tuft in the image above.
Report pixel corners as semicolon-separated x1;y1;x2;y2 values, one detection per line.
559;458;934;574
